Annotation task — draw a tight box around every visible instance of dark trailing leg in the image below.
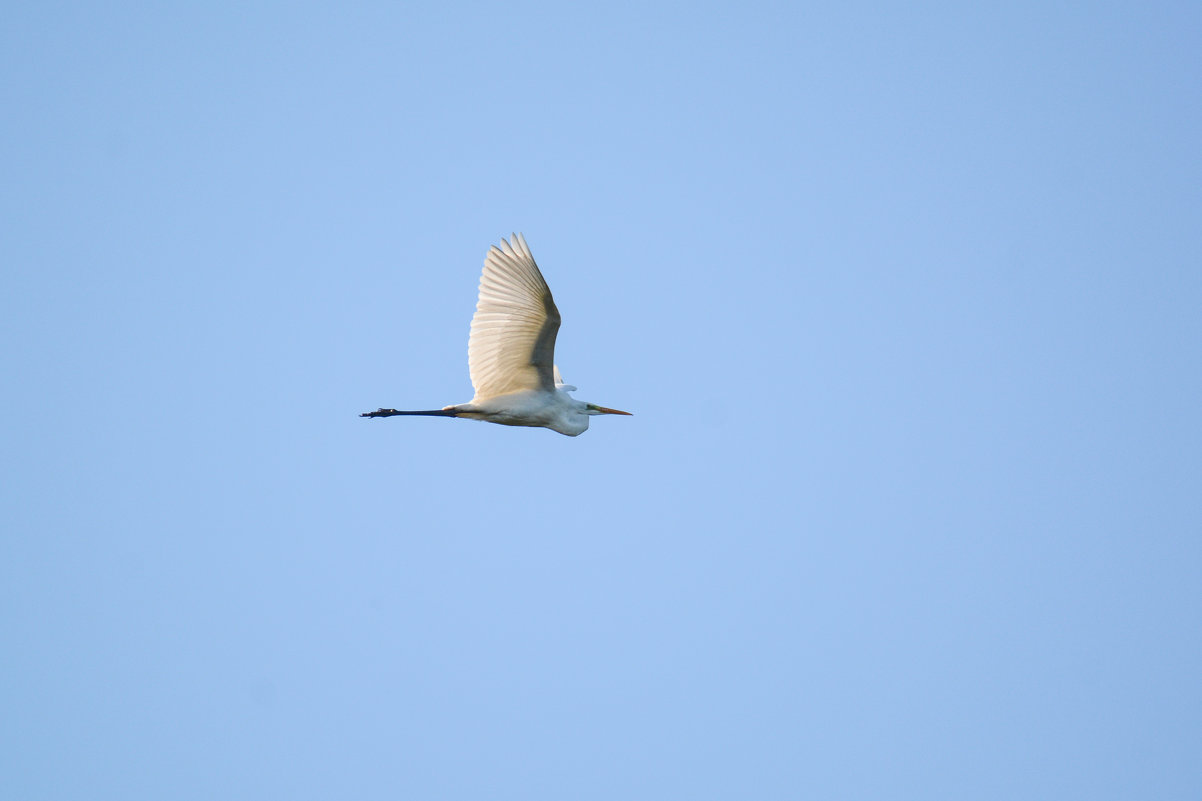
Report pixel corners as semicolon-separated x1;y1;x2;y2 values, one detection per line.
360;408;457;418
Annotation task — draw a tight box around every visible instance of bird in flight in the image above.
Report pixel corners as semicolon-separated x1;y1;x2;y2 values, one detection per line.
361;233;631;437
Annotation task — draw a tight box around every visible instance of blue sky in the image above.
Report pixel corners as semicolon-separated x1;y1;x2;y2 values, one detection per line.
3;2;1200;798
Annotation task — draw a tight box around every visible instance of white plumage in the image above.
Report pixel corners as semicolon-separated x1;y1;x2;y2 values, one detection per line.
468;233;560;399
361;234;630;437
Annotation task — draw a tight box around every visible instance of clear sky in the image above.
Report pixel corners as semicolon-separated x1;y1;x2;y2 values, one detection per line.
3;2;1200;799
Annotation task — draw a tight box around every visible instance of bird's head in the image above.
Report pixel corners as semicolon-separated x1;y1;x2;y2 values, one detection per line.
584;403;632;417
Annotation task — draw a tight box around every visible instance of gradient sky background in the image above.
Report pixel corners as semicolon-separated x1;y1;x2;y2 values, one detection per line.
3;2;1200;799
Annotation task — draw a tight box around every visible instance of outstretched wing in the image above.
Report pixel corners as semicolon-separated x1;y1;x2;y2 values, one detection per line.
467;233;561;400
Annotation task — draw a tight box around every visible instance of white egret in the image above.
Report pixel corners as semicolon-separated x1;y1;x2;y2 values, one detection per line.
361;233;631;437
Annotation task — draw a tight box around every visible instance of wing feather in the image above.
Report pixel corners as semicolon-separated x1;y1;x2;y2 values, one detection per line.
467;233;561;400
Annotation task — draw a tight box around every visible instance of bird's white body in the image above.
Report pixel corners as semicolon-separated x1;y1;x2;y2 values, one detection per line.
362;233;630;436
448;388;593;437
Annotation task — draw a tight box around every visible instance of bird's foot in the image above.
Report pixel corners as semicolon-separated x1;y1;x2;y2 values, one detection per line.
360;408;401;418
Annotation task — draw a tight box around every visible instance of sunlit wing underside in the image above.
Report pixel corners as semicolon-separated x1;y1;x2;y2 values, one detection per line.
467;233;561;400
